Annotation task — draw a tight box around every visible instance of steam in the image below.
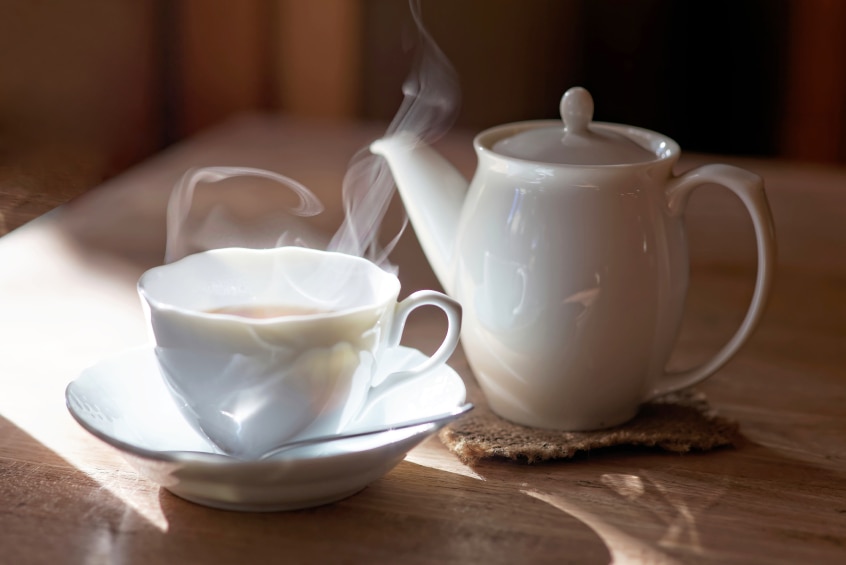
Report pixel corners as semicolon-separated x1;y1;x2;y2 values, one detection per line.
164;0;460;272
384;0;461;142
328;0;460;268
164;167;324;264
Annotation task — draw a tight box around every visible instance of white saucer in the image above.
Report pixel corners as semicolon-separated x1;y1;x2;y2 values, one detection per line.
66;346;466;511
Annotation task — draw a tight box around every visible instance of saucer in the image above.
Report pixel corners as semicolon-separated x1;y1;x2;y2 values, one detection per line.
66;346;466;511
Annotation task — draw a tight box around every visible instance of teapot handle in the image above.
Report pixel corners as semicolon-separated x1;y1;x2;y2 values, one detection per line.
649;164;776;398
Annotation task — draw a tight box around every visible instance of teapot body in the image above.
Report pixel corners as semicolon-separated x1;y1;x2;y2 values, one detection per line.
374;104;774;432
452;122;689;429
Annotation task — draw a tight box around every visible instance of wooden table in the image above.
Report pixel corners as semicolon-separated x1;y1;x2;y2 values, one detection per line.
1;116;844;564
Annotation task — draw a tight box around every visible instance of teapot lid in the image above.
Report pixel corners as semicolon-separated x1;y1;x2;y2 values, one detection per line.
492;87;656;165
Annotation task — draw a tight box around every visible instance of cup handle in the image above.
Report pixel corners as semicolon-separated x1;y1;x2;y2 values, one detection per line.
353;290;461;423
650;163;776;398
384;290;462;380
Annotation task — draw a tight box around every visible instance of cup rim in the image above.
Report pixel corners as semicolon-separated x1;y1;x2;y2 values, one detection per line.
138;246;400;324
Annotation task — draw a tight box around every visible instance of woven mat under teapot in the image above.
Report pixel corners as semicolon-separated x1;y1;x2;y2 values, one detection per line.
438;385;741;465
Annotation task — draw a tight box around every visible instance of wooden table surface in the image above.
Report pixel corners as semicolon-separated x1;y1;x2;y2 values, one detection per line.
0;115;844;564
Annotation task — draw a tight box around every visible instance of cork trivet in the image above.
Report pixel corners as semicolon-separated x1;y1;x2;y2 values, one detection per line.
439;388;741;465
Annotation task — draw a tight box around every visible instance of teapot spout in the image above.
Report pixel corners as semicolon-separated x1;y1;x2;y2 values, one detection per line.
370;134;468;295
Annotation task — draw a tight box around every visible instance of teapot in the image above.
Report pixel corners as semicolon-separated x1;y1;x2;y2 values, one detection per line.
370;87;775;431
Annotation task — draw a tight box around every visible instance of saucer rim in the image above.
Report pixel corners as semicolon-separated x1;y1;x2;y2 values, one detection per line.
66;345;465;467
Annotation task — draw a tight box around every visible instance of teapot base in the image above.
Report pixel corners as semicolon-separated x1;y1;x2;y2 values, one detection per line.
479;379;641;432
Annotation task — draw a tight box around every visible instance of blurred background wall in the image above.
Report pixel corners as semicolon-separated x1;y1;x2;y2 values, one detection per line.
1;0;844;231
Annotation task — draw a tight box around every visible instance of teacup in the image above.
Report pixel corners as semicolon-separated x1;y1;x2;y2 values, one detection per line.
137;246;461;458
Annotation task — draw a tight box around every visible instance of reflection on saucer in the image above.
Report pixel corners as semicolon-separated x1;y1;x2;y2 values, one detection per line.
66;346;466;511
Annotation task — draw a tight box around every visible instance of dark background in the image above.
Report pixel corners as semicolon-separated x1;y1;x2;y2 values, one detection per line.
1;0;843;234
363;0;791;157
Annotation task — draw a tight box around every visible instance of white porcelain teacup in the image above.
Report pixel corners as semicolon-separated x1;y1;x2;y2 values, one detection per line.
137;246;461;458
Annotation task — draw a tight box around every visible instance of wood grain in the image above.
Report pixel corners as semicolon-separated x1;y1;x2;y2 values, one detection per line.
0;117;844;563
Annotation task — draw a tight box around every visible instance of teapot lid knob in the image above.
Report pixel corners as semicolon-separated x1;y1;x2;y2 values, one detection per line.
491;85;656;165
560;87;593;135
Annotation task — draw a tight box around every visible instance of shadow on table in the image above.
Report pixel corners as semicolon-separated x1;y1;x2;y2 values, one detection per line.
12;403;840;564
465;438;846;564
146;458;609;564
0;415;164;563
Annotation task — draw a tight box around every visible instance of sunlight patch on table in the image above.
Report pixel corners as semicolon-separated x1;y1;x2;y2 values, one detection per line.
404;437;485;481
0;403;170;532
523;488;683;565
0;227;167;531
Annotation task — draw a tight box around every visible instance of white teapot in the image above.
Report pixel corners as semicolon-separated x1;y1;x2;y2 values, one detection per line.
370;87;775;431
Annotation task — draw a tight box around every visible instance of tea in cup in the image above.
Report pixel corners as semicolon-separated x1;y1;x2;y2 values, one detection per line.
137;246;462;458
